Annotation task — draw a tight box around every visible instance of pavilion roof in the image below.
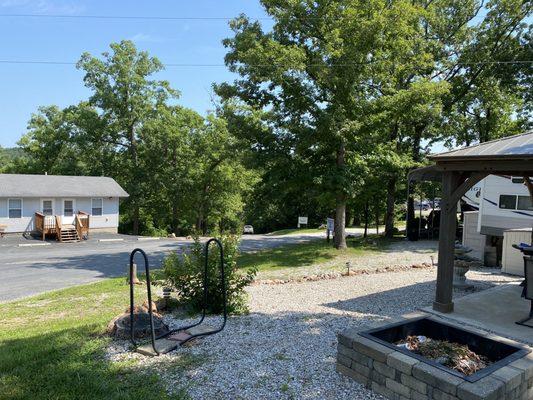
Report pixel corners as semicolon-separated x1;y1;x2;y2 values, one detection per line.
429;131;533;161
409;131;533;182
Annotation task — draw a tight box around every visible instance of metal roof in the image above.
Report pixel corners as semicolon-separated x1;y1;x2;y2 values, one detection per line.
0;174;129;198
407;165;441;183
429;131;533;161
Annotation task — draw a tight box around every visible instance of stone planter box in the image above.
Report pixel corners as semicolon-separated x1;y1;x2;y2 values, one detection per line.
336;316;533;400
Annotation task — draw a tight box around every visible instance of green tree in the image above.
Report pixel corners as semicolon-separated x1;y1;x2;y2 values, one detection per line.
218;0;531;243
76;40;178;234
17;105;79;174
217;1;393;248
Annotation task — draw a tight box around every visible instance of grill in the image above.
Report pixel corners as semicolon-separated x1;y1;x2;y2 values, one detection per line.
517;255;533;327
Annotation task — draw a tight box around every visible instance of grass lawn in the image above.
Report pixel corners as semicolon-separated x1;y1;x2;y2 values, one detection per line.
238;235;399;273
0;279;187;400
267;228;325;236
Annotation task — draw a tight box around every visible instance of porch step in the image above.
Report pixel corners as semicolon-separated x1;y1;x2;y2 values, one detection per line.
60;228;80;243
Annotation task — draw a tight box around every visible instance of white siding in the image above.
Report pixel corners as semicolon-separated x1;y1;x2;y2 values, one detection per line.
502;228;532;276
462;211;486;261
77;197;120;229
0;197;40;233
0;196;120;233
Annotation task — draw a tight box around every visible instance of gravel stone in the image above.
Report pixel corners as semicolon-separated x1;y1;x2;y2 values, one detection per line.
106;242;518;400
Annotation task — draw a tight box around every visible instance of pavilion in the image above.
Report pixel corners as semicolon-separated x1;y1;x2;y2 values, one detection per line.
408;131;533;313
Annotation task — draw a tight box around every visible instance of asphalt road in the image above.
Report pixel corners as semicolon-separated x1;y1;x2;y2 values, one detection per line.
0;231;338;302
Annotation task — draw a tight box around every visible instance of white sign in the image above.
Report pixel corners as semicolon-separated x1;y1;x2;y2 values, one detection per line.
298;216;308;227
327;218;334;231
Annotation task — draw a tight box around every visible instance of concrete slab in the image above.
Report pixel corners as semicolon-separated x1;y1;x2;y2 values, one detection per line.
186;324;215;336
423;283;533;346
136;338;178;356
168;331;192;342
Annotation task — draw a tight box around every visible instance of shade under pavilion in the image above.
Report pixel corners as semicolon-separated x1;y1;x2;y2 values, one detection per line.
408;131;533;313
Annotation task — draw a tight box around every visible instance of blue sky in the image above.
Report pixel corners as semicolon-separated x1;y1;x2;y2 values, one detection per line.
0;0;270;147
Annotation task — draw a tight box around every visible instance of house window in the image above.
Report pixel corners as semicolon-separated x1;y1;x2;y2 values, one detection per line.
42;200;54;216
8;198;22;219
91;198;103;216
64;200;74;217
517;196;533;211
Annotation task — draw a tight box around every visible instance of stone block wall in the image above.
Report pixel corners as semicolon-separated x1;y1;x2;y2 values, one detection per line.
337;327;533;400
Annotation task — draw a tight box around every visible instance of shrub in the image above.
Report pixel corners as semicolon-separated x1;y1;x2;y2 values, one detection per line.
162;235;257;315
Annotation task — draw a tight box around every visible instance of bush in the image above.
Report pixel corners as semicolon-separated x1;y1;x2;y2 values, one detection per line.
162;235;257;315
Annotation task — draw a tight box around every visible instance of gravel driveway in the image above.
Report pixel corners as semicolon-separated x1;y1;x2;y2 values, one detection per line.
107;267;517;400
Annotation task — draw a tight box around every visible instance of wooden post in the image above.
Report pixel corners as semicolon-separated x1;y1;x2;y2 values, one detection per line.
433;171;461;313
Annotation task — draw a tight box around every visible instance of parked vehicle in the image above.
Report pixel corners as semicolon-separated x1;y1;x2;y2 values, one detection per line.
243;225;254;234
462;175;533;236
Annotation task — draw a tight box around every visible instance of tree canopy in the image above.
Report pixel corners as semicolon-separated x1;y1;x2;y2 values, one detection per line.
4;1;532;239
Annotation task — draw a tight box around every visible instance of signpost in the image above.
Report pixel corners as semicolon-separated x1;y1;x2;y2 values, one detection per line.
297;216;308;228
326;218;334;242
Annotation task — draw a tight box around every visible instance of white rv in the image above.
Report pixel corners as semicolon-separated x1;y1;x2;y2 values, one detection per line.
461;175;532;274
462;175;533;236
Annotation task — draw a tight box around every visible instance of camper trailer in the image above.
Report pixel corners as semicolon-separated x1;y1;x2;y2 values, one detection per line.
462;175;532;274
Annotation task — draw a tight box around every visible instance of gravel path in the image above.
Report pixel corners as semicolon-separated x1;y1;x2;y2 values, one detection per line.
107;266;518;400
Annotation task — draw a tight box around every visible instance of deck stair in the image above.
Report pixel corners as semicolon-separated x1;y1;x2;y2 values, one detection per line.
60;225;80;243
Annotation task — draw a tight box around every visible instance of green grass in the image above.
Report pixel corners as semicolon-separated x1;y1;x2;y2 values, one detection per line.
238;235;398;272
0;279;186;400
267;228;326;236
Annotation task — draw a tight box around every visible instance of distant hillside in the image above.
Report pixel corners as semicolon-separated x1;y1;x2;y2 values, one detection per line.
0;147;26;161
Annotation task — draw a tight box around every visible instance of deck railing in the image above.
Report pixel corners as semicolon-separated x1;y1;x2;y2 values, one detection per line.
55;215;62;242
35;211;90;241
35;212;59;241
75;211;90;240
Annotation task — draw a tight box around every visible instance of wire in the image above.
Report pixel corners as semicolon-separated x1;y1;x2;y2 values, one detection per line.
0;60;531;67
0;13;490;22
0;14;269;21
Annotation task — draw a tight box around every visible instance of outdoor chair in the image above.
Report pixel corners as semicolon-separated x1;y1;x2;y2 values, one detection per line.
516;255;533;328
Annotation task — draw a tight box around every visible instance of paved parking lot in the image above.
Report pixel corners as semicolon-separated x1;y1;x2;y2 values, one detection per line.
0;231;334;302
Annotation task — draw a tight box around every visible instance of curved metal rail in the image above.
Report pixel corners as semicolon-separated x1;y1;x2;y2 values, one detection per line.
129;248;159;355
128;238;228;355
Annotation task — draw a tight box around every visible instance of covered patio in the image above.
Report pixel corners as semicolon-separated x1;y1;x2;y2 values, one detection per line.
409;131;533;314
424;283;532;345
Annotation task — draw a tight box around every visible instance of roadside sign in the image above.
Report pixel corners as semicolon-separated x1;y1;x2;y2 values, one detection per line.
297;216;308;227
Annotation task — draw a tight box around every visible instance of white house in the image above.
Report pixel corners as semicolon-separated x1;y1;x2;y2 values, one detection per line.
0;174;129;239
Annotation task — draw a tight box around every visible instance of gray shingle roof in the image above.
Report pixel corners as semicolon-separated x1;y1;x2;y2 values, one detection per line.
430;131;533;161
0;174;129;198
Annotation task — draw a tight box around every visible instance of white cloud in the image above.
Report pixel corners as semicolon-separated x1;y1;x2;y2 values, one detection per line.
128;33;167;43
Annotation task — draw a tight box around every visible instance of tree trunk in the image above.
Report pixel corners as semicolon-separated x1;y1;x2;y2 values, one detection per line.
334;195;347;249
384;122;399;239
363;200;369;238
334;142;347;249
130;123;140;235
385;177;396;238
132;205;140;235
375;200;379;235
345;209;352;228
172;203;179;234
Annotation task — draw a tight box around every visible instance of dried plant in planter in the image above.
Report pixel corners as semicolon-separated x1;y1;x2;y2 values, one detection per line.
398;336;491;375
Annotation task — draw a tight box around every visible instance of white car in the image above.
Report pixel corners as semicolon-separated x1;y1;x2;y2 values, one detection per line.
243;225;254;234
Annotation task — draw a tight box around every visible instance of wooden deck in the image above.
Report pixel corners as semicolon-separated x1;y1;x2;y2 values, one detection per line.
35;212;90;242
